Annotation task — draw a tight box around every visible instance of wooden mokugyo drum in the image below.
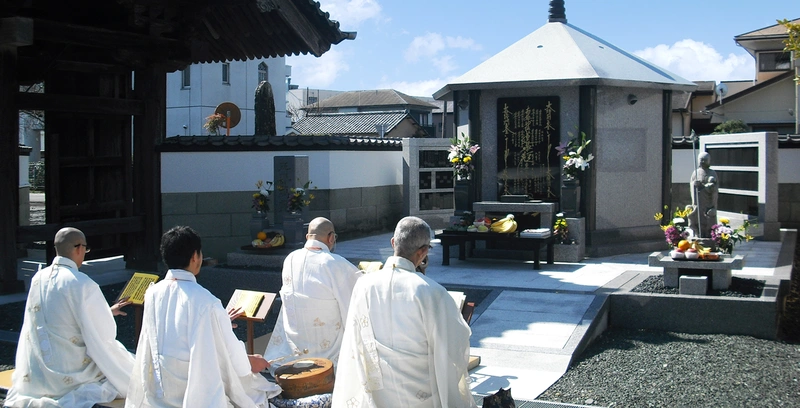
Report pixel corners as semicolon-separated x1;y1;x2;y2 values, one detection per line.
274;358;335;399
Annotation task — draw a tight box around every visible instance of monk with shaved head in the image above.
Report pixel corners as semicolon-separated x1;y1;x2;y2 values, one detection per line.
6;227;135;407
264;217;362;369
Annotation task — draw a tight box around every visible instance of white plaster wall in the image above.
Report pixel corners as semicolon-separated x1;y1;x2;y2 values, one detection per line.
166;58;288;137
161;150;403;193
594;87;664;230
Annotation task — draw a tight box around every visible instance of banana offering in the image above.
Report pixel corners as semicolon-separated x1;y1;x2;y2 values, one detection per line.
252;232;285;248
490;214;517;233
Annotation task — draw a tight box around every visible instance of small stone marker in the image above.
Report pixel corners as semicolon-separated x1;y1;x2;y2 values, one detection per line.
679;275;708;295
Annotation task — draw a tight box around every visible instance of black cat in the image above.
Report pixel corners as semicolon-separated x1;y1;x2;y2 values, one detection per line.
482;387;515;408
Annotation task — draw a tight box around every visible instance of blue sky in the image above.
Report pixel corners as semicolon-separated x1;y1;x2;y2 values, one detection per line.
286;0;798;97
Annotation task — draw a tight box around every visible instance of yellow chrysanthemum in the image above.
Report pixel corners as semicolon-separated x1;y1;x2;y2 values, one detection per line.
660;225;669;231
451;157;460;163
463;156;471;163
719;217;730;225
654;213;663;221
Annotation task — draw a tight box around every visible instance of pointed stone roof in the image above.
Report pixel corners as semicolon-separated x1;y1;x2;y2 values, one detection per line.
434;21;696;99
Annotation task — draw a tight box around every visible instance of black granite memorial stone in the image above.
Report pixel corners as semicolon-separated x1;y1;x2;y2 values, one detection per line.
497;96;560;201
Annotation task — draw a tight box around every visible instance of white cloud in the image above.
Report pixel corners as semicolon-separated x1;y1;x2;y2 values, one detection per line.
432;56;457;74
404;33;482;63
404;33;446;62
319;0;382;27
634;39;753;82
288;50;349;88
378;77;453;98
446;36;482;51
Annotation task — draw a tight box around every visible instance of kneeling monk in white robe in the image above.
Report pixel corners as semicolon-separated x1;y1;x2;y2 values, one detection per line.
264;217;361;368
6;227;135;408
333;217;476;408
126;226;281;407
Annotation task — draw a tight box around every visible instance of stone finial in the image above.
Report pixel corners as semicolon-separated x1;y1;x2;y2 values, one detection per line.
548;0;566;23
254;81;277;136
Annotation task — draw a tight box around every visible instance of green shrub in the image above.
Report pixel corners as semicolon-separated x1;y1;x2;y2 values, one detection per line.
29;160;45;191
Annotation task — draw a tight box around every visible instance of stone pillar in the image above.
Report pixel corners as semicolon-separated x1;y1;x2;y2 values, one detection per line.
274;156;309;244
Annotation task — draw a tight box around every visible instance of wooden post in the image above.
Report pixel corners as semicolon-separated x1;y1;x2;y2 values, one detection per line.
131;67;165;270
0;45;23;293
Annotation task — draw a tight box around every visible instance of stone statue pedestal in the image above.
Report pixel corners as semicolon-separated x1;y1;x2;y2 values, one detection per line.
281;213;307;249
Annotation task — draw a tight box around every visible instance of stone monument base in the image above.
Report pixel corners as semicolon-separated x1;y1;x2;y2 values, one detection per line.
226;246;295;268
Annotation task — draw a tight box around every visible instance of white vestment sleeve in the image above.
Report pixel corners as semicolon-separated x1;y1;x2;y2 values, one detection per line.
80;283;136;397
423;286;477;408
330;260;362;331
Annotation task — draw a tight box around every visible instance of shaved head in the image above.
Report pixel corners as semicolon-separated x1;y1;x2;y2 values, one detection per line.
54;227;84;256
308;217;334;236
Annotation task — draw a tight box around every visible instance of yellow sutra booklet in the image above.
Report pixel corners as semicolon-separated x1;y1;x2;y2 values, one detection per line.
117;272;160;305
229;290;266;318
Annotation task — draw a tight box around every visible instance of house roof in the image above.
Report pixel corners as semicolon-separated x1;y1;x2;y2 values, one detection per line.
434;20;696;99
292;110;416;135
734;18;799;57
417;97;454;114
735;18;799;40
671;92;691;111
693;81;717;93
304;89;437;110
705;71;794;110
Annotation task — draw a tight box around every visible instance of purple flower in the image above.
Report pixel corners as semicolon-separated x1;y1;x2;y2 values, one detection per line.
555;141;569;155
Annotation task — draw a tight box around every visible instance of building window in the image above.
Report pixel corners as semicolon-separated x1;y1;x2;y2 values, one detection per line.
759;51;792;72
307;96;318;104
222;62;230;84
181;67;191;88
258;62;268;83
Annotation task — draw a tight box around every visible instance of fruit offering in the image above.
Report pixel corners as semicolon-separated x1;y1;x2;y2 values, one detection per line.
252;232;285;248
490;214;517;233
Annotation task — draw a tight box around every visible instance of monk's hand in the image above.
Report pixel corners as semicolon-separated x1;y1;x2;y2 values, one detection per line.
111;297;132;316
228;306;244;328
248;354;270;373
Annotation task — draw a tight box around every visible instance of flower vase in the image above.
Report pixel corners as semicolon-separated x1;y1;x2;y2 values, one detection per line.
560;177;581;217
453;179;474;214
282;212;306;247
249;212;270;239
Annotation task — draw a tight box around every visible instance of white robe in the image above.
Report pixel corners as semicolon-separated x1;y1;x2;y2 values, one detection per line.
5;256;135;408
332;256;476;408
264;240;361;367
125;269;281;408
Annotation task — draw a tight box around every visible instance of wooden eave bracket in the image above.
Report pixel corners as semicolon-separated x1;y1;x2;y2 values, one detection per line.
273;0;325;57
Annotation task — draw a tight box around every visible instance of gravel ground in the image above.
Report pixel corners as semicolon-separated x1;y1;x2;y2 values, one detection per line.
536;275;798;407
632;275;766;297
537;328;800;407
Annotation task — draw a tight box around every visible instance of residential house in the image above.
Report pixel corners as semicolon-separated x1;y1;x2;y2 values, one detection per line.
299;89;438;137
290;110;428;138
286;87;344;124
418;97;456;139
703;18;799;135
